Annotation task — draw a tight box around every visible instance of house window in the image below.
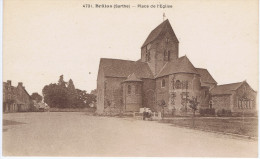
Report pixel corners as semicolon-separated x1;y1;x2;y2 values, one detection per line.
175;80;181;89
128;85;131;94
8;94;11;100
161;79;166;88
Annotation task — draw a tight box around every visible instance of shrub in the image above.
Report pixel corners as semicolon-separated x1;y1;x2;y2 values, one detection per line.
199;108;215;116
217;109;232;117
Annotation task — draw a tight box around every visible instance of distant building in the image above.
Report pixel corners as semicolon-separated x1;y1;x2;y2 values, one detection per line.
211;81;257;114
96;19;257;115
3;80;31;112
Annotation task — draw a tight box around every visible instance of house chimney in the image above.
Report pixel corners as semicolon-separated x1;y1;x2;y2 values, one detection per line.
18;82;23;87
7;80;11;86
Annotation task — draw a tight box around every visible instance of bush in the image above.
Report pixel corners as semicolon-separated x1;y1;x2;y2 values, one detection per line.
217;109;232;117
199;108;215;116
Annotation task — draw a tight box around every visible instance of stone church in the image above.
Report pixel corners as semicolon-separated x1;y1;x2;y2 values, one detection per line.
96;19;257;115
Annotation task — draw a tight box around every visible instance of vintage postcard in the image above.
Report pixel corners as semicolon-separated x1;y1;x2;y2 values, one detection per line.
2;0;258;157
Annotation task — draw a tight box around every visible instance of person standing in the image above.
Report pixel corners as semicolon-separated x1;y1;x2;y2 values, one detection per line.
143;107;146;120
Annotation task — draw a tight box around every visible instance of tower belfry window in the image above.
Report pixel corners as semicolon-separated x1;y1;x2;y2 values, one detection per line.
146;52;151;62
166;37;170;43
164;50;168;61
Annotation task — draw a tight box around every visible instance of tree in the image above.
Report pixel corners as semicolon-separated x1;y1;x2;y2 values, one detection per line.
31;92;43;103
67;79;77;108
188;96;199;128
90;89;97;96
67;79;76;90
58;75;66;87
42;83;70;108
42;75;97;109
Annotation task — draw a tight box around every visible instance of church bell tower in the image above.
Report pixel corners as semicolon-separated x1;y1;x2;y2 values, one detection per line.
141;19;179;76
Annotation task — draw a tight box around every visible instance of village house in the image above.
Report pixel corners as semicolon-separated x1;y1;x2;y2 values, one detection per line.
96;19;257;115
3;80;31;112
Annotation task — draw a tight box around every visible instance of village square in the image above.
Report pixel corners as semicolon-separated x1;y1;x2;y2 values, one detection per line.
2;0;258;157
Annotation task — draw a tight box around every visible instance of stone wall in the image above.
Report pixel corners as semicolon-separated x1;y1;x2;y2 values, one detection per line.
123;82;142;112
103;77;125;114
142;79;156;110
96;67;105;113
156;76;170;111
168;73;201;113
212;95;231;111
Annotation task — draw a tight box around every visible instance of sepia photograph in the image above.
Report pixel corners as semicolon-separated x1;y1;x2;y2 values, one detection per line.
2;0;259;157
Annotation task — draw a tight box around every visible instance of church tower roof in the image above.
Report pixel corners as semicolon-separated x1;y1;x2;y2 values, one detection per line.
141;19;179;48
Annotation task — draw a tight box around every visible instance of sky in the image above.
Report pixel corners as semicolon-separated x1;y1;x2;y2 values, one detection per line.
3;0;258;95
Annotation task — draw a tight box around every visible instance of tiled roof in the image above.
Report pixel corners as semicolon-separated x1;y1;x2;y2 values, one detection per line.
210;82;243;95
141;19;179;48
123;73;142;82
196;68;217;84
99;58;154;79
156;56;199;78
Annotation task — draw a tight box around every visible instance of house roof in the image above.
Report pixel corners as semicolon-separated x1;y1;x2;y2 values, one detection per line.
210;82;243;95
196;68;217;84
123;73;142;82
156;56;199;78
141;19;179;48
99;58;154;79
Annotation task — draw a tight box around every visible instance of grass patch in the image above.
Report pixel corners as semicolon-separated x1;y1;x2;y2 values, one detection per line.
160;117;258;137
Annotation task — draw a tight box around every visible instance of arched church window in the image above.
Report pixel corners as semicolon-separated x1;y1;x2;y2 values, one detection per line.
161;79;166;88
128;85;131;94
175;80;181;89
135;85;139;94
171;78;175;89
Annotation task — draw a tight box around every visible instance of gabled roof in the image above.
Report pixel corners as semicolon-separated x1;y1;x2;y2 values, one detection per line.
141;19;179;48
123;73;142;82
196;68;217;84
99;58;154;79
210;82;243;95
156;56;199;78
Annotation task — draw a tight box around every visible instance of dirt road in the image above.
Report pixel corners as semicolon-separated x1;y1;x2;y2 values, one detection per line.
2;112;258;157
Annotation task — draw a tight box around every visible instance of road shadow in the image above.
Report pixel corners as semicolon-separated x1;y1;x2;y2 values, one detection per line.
3;119;26;126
